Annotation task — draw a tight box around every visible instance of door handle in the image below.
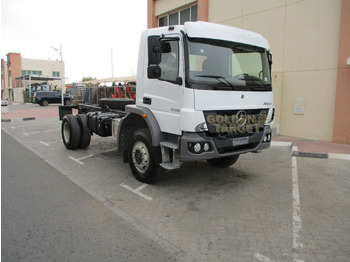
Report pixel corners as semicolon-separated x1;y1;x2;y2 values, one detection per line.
143;97;152;105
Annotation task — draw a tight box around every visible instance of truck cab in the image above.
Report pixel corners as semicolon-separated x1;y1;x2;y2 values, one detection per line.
118;22;274;181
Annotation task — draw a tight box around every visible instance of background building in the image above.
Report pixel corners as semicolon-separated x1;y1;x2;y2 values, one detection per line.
1;53;65;102
147;0;350;144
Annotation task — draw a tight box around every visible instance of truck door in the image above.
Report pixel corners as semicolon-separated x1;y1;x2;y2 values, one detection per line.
144;34;184;135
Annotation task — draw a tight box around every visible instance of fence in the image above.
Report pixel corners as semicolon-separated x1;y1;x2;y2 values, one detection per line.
70;84;136;106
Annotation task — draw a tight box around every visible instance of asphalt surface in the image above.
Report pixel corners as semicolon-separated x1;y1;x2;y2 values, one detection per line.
1;131;178;262
2;104;350;262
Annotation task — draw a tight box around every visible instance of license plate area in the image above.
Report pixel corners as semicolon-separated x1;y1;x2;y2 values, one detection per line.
232;137;249;146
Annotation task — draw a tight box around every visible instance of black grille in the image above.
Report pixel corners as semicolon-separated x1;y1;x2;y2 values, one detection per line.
203;109;268;138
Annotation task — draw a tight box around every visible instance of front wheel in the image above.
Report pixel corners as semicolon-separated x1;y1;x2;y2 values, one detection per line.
207;155;239;168
128;129;161;184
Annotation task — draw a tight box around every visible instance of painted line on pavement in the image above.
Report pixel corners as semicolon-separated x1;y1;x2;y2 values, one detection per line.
291;144;304;262
23;128;58;136
254;252;273;262
120;183;153;201
292;155;303;250
69;154;94;165
40;140;62;147
10;121;58;129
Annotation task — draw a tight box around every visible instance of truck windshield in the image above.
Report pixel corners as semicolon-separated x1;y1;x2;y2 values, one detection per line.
186;37;272;91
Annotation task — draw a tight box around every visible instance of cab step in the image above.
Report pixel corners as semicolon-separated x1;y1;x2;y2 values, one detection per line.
159;141;181;170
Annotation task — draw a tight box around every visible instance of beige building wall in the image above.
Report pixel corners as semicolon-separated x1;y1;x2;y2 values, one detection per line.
208;0;342;141
150;0;347;142
21;58;65;91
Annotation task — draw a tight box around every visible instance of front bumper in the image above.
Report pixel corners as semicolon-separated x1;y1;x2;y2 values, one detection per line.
179;126;272;162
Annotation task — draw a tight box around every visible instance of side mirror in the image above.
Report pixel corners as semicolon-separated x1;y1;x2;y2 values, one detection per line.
148;65;161;79
268;52;273;66
148;36;161;65
160;42;171;53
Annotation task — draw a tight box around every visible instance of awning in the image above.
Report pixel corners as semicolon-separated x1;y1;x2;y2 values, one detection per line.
80;75;137;86
15;75;62;81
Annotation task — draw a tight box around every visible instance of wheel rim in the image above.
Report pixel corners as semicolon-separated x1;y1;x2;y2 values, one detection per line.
132;141;150;175
63;121;70;143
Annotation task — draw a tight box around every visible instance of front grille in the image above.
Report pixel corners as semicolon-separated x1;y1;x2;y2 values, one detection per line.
203;109;268;138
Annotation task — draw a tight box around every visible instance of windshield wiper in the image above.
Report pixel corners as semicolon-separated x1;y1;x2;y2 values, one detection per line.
195;75;236;90
234;74;269;87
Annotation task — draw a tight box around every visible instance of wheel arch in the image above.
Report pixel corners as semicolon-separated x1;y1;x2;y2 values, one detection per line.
117;106;165;161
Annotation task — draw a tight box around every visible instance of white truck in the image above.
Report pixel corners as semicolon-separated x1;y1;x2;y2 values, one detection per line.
59;21;275;183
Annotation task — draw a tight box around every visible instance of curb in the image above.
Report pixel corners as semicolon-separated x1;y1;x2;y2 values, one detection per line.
271;141;350;161
1;117;36;122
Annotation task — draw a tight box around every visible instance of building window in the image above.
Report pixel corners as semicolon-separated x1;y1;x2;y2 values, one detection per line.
191;5;197;21
180;8;190;25
32;71;42;75
159;16;168;27
158;4;198;27
21;70;42;76
52;71;60;77
169;12;178;25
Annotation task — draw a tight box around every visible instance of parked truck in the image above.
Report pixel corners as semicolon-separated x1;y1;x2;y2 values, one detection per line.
59;21;275;183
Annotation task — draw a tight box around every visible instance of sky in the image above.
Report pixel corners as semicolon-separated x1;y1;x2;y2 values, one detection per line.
1;0;147;83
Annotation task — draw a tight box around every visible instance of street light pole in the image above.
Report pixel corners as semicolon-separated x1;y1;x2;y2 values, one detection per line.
50;45;64;105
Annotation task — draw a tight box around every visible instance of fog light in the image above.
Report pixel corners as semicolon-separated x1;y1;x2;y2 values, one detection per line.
194;143;201;153
203;143;210;152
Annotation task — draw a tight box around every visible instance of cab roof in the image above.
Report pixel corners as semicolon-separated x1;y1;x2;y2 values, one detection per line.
144;21;270;50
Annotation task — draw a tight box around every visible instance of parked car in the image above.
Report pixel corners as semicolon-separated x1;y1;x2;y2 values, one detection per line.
34;91;71;106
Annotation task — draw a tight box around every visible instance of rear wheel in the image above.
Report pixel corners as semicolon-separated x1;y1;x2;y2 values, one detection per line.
128;128;161;184
61;114;81;149
41;100;49;106
76;114;91;149
207;155;239;168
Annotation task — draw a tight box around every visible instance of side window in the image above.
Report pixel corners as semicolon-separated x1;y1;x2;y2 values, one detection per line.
159;40;179;82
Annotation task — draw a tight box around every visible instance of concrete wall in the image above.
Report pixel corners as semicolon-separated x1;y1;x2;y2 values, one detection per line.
13;87;25;103
208;0;342;141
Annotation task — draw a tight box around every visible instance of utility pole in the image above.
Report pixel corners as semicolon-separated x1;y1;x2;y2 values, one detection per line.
50;45;64;105
111;48;114;79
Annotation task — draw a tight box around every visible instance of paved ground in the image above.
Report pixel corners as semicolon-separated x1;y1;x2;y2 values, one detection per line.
2;131;179;262
2;103;350;262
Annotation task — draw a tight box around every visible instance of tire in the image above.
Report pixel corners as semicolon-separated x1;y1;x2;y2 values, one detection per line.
64;99;72;106
42;100;49;106
207;155;240;168
76;114;91;149
128;128;161;184
61;114;81;150
99;98;135;110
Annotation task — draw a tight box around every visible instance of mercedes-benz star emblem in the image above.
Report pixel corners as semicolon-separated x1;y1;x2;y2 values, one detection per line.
236;111;247;127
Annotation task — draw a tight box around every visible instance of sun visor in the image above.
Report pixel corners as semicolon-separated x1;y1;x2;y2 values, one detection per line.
184;21;270;50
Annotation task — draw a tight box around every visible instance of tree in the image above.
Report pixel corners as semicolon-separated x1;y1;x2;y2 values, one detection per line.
81;77;97;82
